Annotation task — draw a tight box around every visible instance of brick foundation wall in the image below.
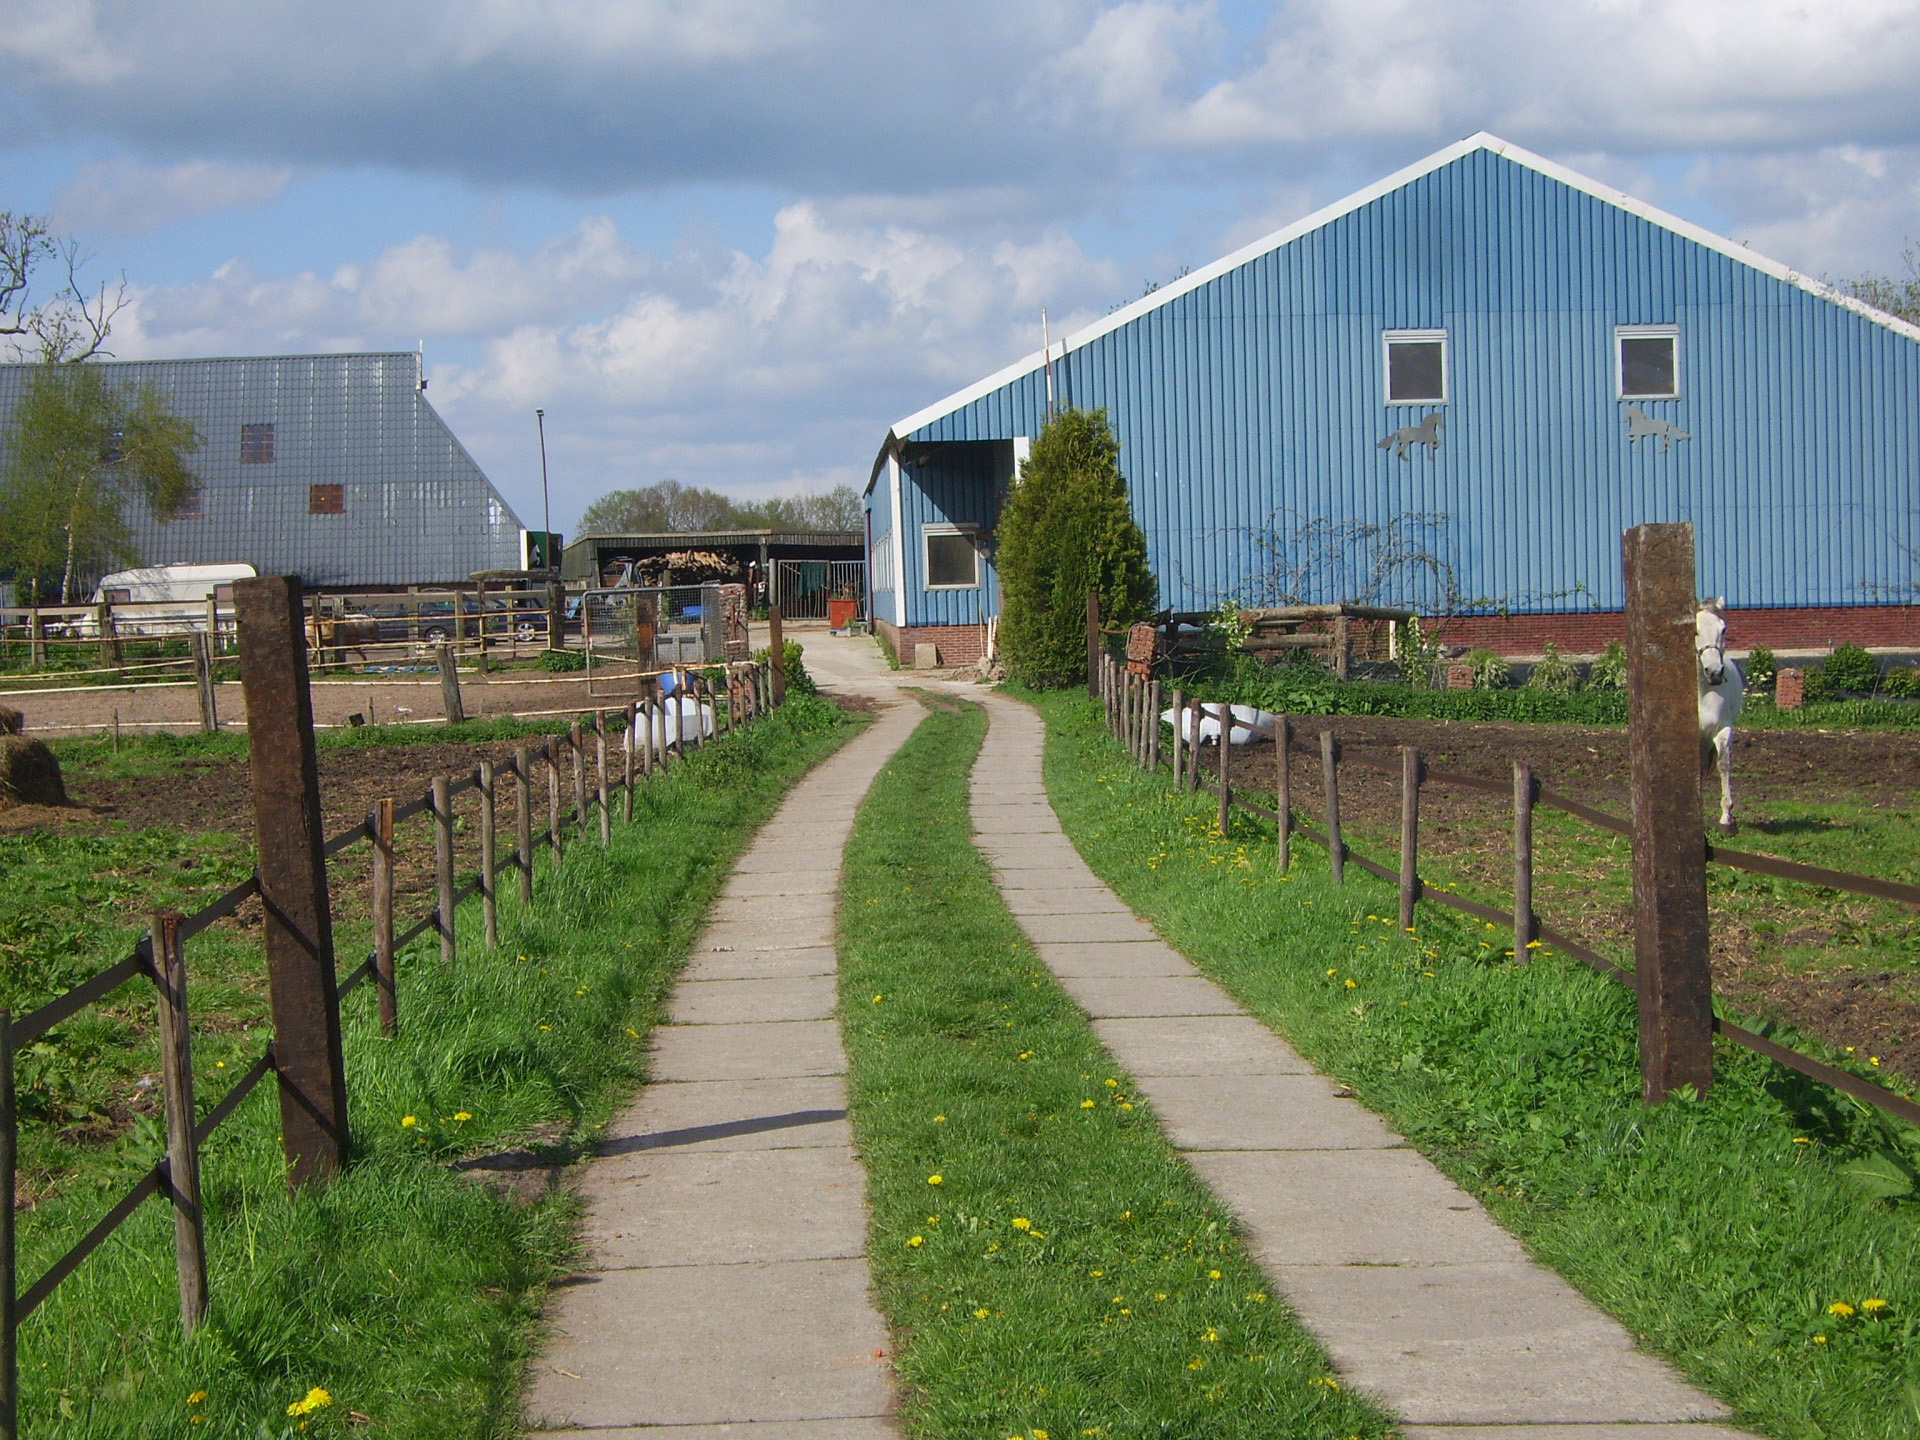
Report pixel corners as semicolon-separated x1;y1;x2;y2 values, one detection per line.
873;620;987;668
1431;604;1920;659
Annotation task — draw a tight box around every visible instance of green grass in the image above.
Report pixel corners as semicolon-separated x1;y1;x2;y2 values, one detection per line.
1033;687;1920;1440
837;697;1393;1440
5;692;859;1437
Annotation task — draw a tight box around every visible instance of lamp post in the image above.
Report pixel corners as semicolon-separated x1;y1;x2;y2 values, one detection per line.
535;408;552;570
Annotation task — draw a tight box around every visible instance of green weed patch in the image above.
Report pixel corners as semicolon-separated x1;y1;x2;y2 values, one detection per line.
838;699;1392;1440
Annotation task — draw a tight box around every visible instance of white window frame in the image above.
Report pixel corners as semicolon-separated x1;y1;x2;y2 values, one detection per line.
1382;329;1448;405
922;523;981;591
1617;325;1680;400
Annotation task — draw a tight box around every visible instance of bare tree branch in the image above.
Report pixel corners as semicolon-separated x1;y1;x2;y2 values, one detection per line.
0;212;125;362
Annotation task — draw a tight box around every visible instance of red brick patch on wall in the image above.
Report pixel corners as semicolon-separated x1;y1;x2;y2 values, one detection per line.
1433;604;1920;658
874;621;986;668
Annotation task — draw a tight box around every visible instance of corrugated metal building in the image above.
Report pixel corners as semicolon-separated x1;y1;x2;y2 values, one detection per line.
867;133;1920;664
0;351;526;590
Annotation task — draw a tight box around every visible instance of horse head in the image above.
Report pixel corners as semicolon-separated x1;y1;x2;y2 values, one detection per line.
1695;599;1729;686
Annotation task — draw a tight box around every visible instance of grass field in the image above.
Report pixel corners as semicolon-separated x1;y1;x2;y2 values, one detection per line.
0;695;857;1437
1031;687;1920;1440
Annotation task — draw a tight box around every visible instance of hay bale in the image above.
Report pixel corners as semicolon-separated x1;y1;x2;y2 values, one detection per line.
0;706;21;735
0;735;67;809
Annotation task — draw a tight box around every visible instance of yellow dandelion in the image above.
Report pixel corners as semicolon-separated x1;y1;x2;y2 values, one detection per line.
974;1307;991;1319
1081;1099;1096;1109
186;1391;207;1405
932;1115;947;1124
905;1235;924;1248
454;1111;472;1122
927;1174;943;1185
1792;1136;1812;1145
286;1387;331;1417
1828;1301;1856;1317
1344;978;1357;989
1105;1078;1118;1087
400;1115;417;1128
1862;1297;1889;1313
1813;1334;1828;1344
1186;1358;1205;1370
872;994;884;1004
1011;1217;1032;1230
1202;1327;1220;1342
1208;1269;1222;1280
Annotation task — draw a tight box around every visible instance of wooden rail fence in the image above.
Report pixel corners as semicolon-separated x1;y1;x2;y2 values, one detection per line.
0;604;778;1437
1094;646;1920;1136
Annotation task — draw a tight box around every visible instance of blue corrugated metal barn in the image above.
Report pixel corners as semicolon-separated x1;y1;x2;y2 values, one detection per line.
866;132;1920;665
0;351;527;591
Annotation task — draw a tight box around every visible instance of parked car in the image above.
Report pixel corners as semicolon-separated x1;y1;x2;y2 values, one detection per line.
353;595;546;646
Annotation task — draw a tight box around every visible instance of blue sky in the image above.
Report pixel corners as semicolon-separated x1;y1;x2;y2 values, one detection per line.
5;1;1917;534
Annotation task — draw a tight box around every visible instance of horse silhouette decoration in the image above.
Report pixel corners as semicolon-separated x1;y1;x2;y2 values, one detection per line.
1696;599;1744;835
1625;406;1691;450
1377;411;1443;461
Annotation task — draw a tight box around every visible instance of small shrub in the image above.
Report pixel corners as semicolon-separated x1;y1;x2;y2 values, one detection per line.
1586;639;1628;691
1823;644;1880;694
1743;644;1776;690
1465;647;1510;689
536;647;586;673
1879;666;1920;698
1395;616;1448;689
1524;640;1579;693
752;638;816;696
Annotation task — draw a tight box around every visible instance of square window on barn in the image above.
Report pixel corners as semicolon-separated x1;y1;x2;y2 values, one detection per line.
1383;331;1448;404
240;423;276;463
1617;327;1679;399
309;483;345;516
172;486;205;519
923;525;980;589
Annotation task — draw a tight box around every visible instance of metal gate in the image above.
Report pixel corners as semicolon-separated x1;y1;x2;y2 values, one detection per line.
772;560;865;621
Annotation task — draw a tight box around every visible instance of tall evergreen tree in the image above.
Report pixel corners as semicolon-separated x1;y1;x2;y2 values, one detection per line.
0;364;200;602
995;408;1156;688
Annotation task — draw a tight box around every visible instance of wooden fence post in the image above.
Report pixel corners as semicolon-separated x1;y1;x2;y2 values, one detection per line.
97;600;118;668
150;912;208;1335
1624;521;1715;1102
1399;746;1421;930
1276;715;1292;874
594;711;611;848
1169;687;1184;782
1321;728;1344;885
624;702;637;824
1086;591;1101;698
769;606;786;706
545;737;563;863
371;798;397;1034
1217;712;1232;835
479;760;498;949
652;681;668;768
513;750;533;906
1147;679;1162;771
193;631;218;732
433;775;456;968
1513;760;1536;960
437;645;465;725
0;1009;14;1440
234;575;348;1189
27;607;45;667
569;723;589;834
1185;696;1201;792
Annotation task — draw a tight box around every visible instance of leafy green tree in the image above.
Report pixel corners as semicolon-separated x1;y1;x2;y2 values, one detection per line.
1837;241;1920;325
995;408;1156;688
0;364;201;602
582;479;863;535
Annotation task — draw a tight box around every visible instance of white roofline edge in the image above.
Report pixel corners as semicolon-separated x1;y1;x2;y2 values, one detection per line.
887;131;1920;441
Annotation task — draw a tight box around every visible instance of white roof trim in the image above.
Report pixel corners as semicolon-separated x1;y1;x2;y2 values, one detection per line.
889;131;1920;440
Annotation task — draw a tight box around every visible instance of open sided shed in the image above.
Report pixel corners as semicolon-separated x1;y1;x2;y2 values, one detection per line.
867;133;1920;665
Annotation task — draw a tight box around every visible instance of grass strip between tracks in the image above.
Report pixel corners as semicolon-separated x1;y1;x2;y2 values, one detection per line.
838;695;1393;1440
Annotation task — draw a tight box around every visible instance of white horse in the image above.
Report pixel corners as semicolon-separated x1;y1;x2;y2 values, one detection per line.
1696;600;1744;835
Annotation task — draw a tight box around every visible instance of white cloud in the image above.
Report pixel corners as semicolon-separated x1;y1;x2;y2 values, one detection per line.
1680;144;1920;279
53;157;295;234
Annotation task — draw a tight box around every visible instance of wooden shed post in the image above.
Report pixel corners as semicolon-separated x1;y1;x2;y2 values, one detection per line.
150;912;207;1334
1624;522;1715;1102
233;575;348;1188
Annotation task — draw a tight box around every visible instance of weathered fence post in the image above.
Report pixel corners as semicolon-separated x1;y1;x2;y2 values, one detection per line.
1086;591;1101;698
652;680;667;767
27;607;45;667
545;736;563;863
0;1009;14;1440
1321;728;1344;885
1513;760;1536;960
1216;711;1232;835
1399;746;1422;930
371;798;397;1034
193;631;218;732
437;645;465;725
769;606;787;706
1624;521;1715;1102
624;701;637;824
234;575;348;1189
1275;715;1292;874
1185;696;1201;792
1147;679;1161;771
96;599;118;668
479;760;498;949
513;749;534;906
594;710;611;848
1169;687;1184;782
432;775;456;967
150;912;208;1334
569;723;589;833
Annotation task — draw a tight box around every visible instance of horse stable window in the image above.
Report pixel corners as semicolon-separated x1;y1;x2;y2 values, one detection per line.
240;423;276;462
309;484;345;516
923;524;980;589
1617;326;1679;399
1383;330;1447;404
